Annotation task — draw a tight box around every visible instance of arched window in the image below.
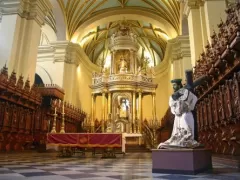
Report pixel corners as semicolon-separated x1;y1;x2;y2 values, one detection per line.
34;73;44;85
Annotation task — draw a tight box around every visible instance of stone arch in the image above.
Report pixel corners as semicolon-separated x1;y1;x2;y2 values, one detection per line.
40;24;57;45
35;65;52;84
49;0;68;40
34;73;44;85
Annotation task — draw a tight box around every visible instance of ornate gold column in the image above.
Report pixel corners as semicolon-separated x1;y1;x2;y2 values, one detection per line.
102;91;106;132
132;91;136;133
111;51;114;74
130;49;134;73
138;90;142;133
152;93;156;123
134;51;137;74
108;92;112;118
91;94;96;132
111;50;116;74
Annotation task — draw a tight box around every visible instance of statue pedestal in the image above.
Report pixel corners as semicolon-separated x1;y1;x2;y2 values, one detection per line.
152;148;212;175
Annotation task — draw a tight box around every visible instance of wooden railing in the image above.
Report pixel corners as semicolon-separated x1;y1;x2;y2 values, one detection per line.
158;3;240;155
0;66;86;152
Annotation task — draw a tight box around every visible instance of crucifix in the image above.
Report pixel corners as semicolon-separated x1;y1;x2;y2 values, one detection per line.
184;70;207;141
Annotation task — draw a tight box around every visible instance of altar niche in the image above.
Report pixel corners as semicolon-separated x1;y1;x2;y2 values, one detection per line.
113;93;131;133
116;50;130;74
89;20;158;135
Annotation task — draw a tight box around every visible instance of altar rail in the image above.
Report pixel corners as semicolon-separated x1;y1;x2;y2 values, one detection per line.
157;3;240;155
0;66;86;152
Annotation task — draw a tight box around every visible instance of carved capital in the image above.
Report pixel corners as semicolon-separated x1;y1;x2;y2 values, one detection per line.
51;41;83;66
187;0;201;8
169;35;191;61
0;0;52;26
137;89;143;94
101;89;107;94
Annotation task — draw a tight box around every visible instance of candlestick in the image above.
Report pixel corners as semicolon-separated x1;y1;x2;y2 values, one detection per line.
51;106;57;133
60;100;65;133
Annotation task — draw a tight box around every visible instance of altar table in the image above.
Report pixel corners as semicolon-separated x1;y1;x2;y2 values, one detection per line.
46;133;123;155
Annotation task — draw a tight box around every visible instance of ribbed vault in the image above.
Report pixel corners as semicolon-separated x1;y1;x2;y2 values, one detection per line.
53;0;180;66
81;20;168;66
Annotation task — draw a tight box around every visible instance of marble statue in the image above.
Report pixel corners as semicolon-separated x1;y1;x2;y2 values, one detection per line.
119;102;127;118
157;79;200;149
119;56;128;73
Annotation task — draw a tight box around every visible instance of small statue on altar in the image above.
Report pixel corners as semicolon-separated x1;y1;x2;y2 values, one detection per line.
119;56;128;73
111;33;116;44
157;79;200;149
118;98;129;119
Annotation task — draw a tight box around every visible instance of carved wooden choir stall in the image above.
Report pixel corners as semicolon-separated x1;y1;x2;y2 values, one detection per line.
0;65;86;152
157;3;240;156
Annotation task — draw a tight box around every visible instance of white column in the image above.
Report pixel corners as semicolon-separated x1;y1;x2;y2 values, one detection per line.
60;42;82;105
0;0;51;83
185;1;203;67
170;35;192;80
63;63;77;103
204;0;226;42
199;3;208;48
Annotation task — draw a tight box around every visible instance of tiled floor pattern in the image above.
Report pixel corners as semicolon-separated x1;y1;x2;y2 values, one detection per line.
0;152;239;180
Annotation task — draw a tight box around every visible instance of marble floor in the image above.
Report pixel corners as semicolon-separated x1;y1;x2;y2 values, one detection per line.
0;151;239;180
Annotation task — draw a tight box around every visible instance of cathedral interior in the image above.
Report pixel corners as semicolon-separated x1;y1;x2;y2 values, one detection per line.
0;0;239;179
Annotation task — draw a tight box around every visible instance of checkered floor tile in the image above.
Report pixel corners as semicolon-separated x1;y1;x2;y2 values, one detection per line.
0;152;239;180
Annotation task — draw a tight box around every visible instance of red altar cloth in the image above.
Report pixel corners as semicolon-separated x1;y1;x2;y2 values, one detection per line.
47;133;122;148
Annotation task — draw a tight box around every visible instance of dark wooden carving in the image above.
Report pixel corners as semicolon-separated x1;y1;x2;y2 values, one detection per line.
0;66;86;152
158;3;240;155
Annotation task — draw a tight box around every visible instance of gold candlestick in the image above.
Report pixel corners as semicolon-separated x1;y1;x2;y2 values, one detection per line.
60;101;65;133
51;106;57;133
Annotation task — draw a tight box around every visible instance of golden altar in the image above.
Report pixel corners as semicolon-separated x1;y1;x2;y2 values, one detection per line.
89;21;158;135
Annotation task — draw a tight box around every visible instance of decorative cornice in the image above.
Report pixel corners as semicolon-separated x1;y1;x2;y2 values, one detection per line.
187;0;201;9
38;41;100;76
0;0;52;26
168;35;191;62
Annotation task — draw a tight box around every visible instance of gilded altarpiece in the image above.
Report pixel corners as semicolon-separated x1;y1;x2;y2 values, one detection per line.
90;21;158;135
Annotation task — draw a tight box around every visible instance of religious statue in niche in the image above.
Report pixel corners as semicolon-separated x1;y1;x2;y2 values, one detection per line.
118;98;129;119
119;55;128;73
157;79;200;149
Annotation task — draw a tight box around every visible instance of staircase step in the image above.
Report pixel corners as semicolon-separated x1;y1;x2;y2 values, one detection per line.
125;145;151;153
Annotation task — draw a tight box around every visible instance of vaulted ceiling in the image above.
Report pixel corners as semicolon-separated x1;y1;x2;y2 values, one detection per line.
52;0;180;66
80;20;168;66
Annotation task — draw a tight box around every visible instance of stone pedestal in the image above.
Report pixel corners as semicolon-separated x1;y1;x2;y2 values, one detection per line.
152;148;212;175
